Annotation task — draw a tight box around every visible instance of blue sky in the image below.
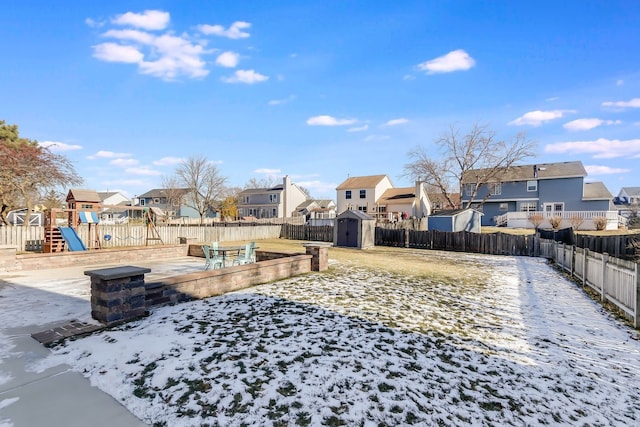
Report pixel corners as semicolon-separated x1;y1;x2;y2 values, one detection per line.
2;1;640;200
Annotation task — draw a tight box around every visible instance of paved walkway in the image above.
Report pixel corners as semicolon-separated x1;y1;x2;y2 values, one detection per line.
0;257;205;427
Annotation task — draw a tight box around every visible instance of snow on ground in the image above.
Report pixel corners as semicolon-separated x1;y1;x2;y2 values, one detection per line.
4;253;640;426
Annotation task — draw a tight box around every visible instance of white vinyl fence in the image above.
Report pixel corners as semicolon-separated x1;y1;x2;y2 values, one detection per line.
544;239;640;327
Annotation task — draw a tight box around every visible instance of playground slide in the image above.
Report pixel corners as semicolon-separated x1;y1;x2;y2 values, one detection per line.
58;227;87;251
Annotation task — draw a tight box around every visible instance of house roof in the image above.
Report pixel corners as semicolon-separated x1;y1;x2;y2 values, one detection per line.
378;187;415;204
429;208;483;217
336;174;390;190
66;189;101;203
461;161;587;184
582;182;612;200
137;188;189;198
97;191;119;200
621;187;640;197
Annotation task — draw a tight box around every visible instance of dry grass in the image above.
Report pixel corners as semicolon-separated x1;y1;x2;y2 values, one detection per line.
481;227;535;235
225;238;488;282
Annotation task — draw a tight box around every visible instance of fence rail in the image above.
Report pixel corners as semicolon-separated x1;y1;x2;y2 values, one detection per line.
280;224;333;242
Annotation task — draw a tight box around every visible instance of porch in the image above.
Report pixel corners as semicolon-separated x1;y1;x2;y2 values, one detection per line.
494;210;627;230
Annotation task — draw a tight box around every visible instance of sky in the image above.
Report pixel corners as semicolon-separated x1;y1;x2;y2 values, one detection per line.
1;1;640;200
2;253;639;425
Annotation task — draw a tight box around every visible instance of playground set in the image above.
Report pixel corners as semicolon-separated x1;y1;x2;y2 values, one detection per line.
43;189;163;253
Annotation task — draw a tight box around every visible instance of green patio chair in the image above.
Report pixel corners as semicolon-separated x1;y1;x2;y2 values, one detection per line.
233;242;256;265
202;244;223;270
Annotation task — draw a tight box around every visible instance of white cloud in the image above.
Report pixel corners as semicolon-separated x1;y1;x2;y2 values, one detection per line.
88;150;132;159
85;18;104;28
585;165;631;175
112;10;170;30
138;34;210;80
544;138;640;159
268;95;295;106
563;118;621;132
254;168;281;174
125;166;162;176
39;141;82;151
417;49;475;74
153;156;184;166
383;118;409;127
216;51;240;68
601;98;640;109
197;21;251;39
347;124;369;132
110;158;139;167
93;42;144;63
546;96;559;102
509;110;575;126
616;79;624;86
306;115;357;126
403;74;416;81
221;69;268;84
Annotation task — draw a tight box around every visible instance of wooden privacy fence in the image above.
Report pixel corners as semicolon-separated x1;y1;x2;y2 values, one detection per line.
280;224;333;242
549;239;640;327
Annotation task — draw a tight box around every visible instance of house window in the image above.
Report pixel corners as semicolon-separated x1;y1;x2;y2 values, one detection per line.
154;198;160;204
269;194;277;203
360;190;366;199
519;202;537;212
244;196;249;203
464;183;475;197
139;199;145;206
81;204;93;209
272;208;277;216
489;183;501;195
346;190;352;199
499;203;508;211
378;206;386;213
358;205;367;212
527;180;538;192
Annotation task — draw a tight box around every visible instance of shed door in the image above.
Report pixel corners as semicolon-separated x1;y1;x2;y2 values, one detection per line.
337;218;359;247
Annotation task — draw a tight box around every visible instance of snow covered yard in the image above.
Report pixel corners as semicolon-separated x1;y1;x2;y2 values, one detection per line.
17;252;640;425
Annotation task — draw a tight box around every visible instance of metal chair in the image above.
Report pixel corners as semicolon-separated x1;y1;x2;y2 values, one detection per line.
233;242;256;265
202;244;223;270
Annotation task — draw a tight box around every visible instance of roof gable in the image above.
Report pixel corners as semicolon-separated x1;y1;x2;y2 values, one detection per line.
583;181;612;200
66;189;101;203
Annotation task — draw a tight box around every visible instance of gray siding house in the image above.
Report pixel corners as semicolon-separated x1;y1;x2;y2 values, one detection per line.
461;161;619;230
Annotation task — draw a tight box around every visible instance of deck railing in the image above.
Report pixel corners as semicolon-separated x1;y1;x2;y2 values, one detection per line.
499;210;625;230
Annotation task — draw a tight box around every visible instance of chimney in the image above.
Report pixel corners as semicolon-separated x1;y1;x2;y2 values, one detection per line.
533;165;538;178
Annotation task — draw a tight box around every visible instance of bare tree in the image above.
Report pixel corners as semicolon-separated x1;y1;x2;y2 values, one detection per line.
0;120;82;225
244;176;279;189
173;156;227;224
160;175;187;218
404;123;536;209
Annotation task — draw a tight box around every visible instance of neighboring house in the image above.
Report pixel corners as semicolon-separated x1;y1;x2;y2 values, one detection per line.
460;161;620;230
428;209;483;233
97;191;131;224
617;187;640;205
237;176;308;219
376;182;432;220
135;188;199;220
335;174;394;216
296;199;337;225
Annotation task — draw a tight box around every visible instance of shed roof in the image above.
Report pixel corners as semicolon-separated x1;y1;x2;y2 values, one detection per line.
582;181;612;200
336;210;374;220
429;208;483;217
336;174;390;190
66;189;101;203
461;161;586;184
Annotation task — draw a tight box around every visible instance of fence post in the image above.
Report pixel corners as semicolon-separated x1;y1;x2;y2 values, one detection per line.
635;262;640;328
570;244;575;277
582;248;588;287
601;253;608;302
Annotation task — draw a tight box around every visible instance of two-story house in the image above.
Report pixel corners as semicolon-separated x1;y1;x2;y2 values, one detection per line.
237;176;308;219
135;188;199;220
97;191;131;224
461;160;619;230
336;174;394;216
296;199;337;225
